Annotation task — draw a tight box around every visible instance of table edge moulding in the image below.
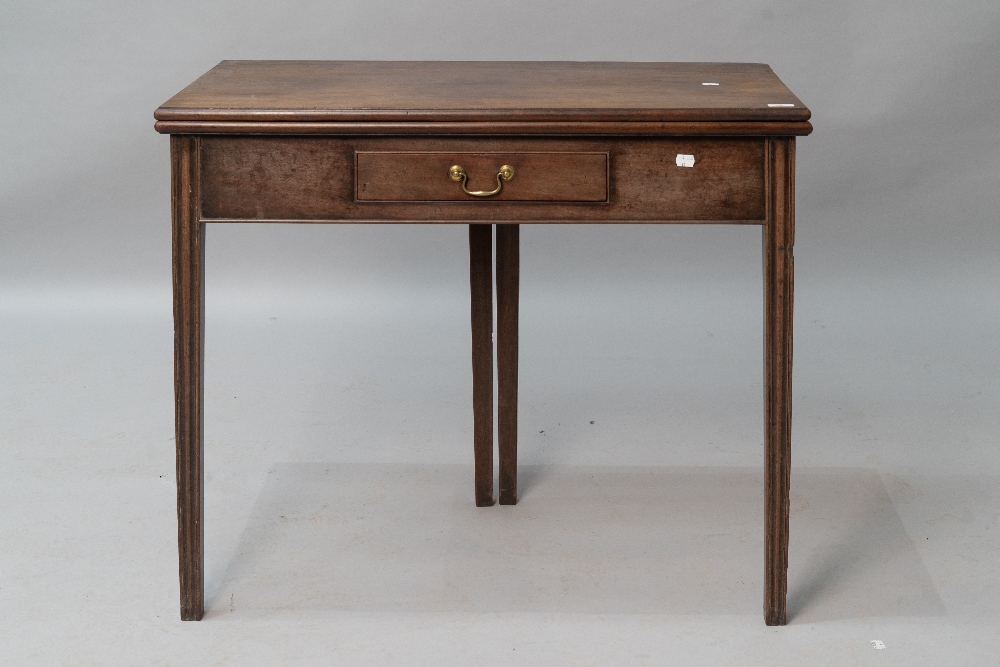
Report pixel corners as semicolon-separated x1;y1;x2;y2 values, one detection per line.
155;60;812;625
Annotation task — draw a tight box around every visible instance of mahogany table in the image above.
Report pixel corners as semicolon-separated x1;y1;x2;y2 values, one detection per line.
155;61;811;624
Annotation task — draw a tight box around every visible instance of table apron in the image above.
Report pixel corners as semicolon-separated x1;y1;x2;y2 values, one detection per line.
198;136;767;223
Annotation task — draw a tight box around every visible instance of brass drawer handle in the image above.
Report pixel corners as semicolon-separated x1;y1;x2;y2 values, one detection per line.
448;164;515;197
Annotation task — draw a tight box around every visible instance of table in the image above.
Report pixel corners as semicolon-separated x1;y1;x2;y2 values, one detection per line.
155;61;811;624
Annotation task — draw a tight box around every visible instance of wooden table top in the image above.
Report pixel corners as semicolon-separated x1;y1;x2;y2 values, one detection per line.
155;61;811;126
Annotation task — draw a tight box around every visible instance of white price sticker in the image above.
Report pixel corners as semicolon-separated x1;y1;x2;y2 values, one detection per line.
675;154;695;168
871;640;886;650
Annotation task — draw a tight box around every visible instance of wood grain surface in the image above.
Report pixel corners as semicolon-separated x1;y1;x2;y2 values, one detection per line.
200;136;765;223
356;152;608;202
155;61;809;124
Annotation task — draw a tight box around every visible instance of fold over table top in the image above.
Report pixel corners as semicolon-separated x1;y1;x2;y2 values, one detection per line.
155;61;811;135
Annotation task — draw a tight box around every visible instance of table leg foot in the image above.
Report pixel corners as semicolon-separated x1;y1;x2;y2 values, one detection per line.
496;224;519;506
469;224;495;507
763;137;794;626
172;135;205;620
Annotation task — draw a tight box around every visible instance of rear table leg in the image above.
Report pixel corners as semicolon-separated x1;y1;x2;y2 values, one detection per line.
469;224;495;507
496;224;519;505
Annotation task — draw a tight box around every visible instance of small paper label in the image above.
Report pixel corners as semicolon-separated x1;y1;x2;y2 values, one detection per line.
702;82;720;86
871;640;886;650
768;103;795;107
676;154;695;168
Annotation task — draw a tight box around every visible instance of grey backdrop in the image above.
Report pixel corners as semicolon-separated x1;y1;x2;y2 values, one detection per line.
5;1;998;290
3;1;999;664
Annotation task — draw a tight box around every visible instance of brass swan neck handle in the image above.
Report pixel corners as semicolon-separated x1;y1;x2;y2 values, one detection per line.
448;164;515;197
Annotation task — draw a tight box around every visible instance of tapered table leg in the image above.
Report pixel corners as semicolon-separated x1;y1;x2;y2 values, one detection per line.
496;224;519;505
171;136;205;621
763;137;795;626
469;224;495;507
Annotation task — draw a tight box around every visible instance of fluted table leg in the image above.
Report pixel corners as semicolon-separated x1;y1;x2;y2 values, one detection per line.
763;137;795;626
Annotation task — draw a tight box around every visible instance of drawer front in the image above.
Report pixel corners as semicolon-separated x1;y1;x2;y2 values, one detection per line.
356;152;608;202
200;137;764;222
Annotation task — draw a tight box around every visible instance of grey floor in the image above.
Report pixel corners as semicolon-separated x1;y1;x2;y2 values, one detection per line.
3;224;999;665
